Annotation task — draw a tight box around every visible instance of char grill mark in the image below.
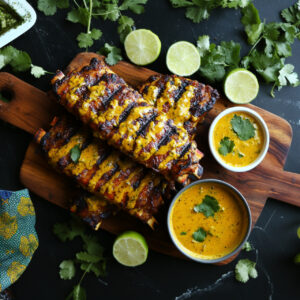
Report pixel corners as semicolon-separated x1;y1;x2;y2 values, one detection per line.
35;116;167;228
172;81;189;103
51;57;204;184
140;74;219;138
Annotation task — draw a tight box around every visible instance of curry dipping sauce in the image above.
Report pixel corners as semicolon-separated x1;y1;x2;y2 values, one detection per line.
169;182;249;260
213;111;264;167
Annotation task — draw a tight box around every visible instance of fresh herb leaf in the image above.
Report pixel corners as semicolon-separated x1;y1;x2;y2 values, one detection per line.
76;251;102;263
30;64;51;78
0;46;50;77
80;261;106;277
37;0;69;16
54;218;106;299
70;145;81;163
98;43;123;65
118;15;134;42
180;232;187;235
218;137;235;156
192;227;207;242
230;114;255;141
278;64;300;88
170;0;250;23
77;28;102;48
194;195;220;217
119;0;147;14
241;3;264;45
242;241;253;252
0;46;31;72
197;35;210;56
66;7;89;26
59;260;76;280
281;0;300;39
238;153;244;158
197;38;240;83
235;259;258;283
53;218;85;242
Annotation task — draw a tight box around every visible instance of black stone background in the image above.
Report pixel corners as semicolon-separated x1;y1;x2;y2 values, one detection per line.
1;0;300;299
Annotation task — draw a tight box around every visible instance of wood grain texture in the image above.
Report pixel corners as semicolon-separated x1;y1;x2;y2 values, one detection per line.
0;52;299;263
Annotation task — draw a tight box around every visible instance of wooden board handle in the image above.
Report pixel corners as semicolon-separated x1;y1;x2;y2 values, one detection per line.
268;170;300;207
0;72;60;134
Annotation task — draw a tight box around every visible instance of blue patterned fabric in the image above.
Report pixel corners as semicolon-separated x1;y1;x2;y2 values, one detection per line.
0;189;38;291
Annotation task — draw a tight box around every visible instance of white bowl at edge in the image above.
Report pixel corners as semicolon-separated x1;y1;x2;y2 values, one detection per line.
208;106;270;172
0;0;36;48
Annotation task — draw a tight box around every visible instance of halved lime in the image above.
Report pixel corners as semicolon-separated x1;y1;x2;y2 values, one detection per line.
224;68;259;104
124;29;161;66
166;41;201;77
112;231;148;267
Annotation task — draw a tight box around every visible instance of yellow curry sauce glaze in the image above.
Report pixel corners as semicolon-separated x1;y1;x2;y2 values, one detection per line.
170;182;249;260
213;112;264;167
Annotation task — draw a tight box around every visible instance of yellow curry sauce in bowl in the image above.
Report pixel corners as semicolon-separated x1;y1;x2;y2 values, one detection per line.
167;179;251;263
209;107;269;172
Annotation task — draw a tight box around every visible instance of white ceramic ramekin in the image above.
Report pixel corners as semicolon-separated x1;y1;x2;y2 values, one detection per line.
208;106;270;172
0;0;36;48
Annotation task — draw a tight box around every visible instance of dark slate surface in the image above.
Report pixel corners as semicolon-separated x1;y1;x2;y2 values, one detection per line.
1;0;299;299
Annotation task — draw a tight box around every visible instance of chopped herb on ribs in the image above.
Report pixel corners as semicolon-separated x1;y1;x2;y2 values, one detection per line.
35;116;169;228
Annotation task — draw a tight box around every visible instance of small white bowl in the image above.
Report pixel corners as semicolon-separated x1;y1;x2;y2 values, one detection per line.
208;106;270;172
0;0;36;48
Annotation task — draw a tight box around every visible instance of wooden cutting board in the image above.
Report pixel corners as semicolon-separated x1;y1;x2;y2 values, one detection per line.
0;52;299;264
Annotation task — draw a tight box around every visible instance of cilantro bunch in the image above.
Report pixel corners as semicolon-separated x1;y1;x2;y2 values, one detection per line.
241;4;300;97
169;0;250;23
37;0;148;50
53;218;107;300
196;2;300;97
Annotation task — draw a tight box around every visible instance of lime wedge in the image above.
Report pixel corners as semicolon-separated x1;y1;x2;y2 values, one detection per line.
124;29;161;66
166;41;201;77
112;231;148;267
224;68;259;104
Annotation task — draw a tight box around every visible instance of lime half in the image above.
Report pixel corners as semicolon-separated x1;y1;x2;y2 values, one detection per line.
113;231;148;267
124;29;161;66
166;41;201;77
224;68;259;104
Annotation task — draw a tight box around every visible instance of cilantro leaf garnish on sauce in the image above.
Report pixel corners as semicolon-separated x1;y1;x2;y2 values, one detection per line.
218;137;235;156
194;195;220;217
230;114;255;141
192;227;207;242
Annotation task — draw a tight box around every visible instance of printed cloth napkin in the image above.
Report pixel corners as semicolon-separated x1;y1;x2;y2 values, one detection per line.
0;189;38;292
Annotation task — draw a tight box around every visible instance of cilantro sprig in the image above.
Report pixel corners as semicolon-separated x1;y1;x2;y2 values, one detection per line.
197;35;241;83
54;218;106;300
235;258;258;283
169;0;250;23
196;3;300;97
0;46;51;78
98;43;123;65
194;195;220;217
241;3;300;97
37;0;148;48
